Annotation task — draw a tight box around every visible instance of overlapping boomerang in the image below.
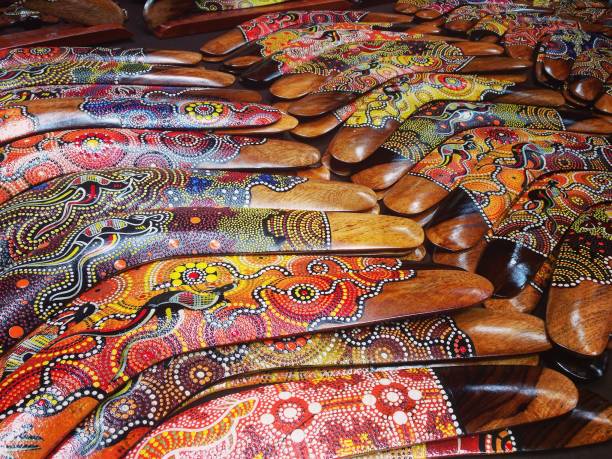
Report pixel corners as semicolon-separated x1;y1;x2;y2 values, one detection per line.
0;130;320;202
0;257;491;456
239;29;442;85
124;366;577;458
0;98;290;144
0;61;234;92
426;144;611;252
0;84;263;105
0;168;376;264
268;39;498;99
49;307;549;458
0;46;203;68
476;171;612;297
321;73;564;162
0;208;423;352
395;0;557;18
386;128;610;218
199;10;412;56
365;388;612;458
352;101;610;192
546;204;611;357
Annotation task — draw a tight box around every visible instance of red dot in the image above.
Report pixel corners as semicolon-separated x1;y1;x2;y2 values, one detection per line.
8;326;24;339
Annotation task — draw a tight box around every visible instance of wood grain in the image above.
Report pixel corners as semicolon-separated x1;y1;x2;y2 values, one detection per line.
23;0;125;25
547;281;611;357
250;180;377;212
0;24;132;50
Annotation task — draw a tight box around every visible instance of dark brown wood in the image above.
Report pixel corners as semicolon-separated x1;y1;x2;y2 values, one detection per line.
21;0;125;25
0;23;132;50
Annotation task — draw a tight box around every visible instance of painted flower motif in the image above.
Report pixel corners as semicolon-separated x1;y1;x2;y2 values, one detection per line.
265;395;312;435
109;397;138;420
367;381;416;418
183;102;226;123
488;128;519;145
436;75;468;91
169;262;219;287
189;364;213;385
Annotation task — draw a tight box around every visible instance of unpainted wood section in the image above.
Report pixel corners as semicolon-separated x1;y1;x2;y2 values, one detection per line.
565;404;612;448
426;213;488;251
570;77;604;103
23;0;125;25
437;366;578;433
495;89;566;107
408;206;437;227
365;203;381;214
384;175;449;215
217;113;298;134
132;66;236;88
270;74;327;99
485;285;542;314
143;49;203;65
290;112;341;138
0;24;133;49
341;270;493;327
567;116;612;133
233;139;320;168
594;91;612;115
401;244;426;261
329;122;401;163
453;308;551;356
250;180;377;212
351;162;412;191
327;212;424;251
432;240;486;272
223;55;263;69
547;281;612;357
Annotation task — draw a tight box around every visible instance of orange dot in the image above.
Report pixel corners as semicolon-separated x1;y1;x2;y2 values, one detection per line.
190;216;202;224
16;279;29;289
169;239;180;248
8;326;24;339
114;259;127;270
209;240;220;250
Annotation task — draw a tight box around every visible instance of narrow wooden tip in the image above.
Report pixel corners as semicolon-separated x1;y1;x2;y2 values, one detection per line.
329;124;399;164
454;42;505;56
432;240;486;273
384;175;449;215
444;20;476;32
350;162;412;191
200;29;246;56
328;212;424;252
289;93;355;117
147;49;203;65
223;55;263;70
426;213;488;251
454;308;551;356
485;284;542;314
465;57;533;72
270;74;327;100
415;9;442;20
239;139;320;168
290;114;341;138
495;88;566;107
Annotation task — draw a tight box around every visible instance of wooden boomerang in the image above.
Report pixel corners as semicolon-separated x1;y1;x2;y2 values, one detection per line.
395;0;556;18
426;142;611;254
0;207;424;353
0;168;377;265
200;9;413;56
0;98;292;144
369;388;611;458
352;101;611;193
546;204;611;357
322;74;565;163
0;84;263;105
475;171;612;298
0;61;235;92
288;56;530;117
383;128;610;218
123;365;577;458
0;46;203;68
49;307;549;458
0;260;491;456
0;129;320;202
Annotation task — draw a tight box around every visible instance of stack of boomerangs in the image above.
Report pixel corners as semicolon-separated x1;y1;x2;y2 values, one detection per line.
0;0;131;49
0;1;609;457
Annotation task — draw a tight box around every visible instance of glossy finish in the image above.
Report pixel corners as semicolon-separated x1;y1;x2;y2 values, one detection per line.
0;259;491;456
547;205;611;357
0;208;424;352
123;366;577;458
33;308;547;458
0;130;321;203
477;171;612;297
0;98;286;144
425;134;611;251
